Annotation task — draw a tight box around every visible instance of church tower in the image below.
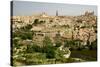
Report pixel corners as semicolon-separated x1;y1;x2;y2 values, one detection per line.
56;10;58;16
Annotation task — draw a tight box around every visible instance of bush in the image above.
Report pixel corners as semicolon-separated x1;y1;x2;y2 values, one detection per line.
55;48;65;62
25;24;32;30
86;39;97;50
42;36;55;58
19;32;33;40
33;19;39;25
50;20;53;22
89;42;97;50
26;44;42;53
13;24;34;40
43;36;53;47
55;42;62;47
40;20;45;24
46;46;55;59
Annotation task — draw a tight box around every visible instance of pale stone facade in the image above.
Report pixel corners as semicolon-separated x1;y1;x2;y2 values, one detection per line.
12;11;97;46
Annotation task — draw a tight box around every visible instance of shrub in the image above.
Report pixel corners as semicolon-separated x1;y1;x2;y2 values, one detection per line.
46;46;55;59
19;32;33;40
42;36;55;58
55;41;62;47
40;20;45;24
43;36;53;47
50;20;53;22
55;48;65;61
33;19;39;25
26;43;42;53
25;24;32;30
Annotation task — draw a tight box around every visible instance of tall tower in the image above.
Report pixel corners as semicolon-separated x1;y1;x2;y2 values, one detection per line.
56;10;58;16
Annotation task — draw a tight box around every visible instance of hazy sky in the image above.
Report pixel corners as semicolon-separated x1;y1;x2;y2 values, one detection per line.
12;1;97;16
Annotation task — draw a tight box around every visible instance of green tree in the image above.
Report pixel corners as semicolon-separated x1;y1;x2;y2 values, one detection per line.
43;36;53;47
54;31;62;47
89;39;97;50
42;36;55;58
45;46;55;59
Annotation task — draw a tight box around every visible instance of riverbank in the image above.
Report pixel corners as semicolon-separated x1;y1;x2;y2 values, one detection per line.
70;49;97;61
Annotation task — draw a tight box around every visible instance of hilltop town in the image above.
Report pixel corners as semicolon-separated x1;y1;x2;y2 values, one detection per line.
12;11;97;46
11;11;97;65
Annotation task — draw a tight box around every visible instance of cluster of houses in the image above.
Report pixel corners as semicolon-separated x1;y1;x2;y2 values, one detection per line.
12;11;97;46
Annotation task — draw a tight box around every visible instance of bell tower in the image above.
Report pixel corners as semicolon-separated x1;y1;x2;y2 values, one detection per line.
56;10;58;16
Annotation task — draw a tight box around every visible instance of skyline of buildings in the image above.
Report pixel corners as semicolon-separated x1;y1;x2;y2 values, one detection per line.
12;1;97;16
